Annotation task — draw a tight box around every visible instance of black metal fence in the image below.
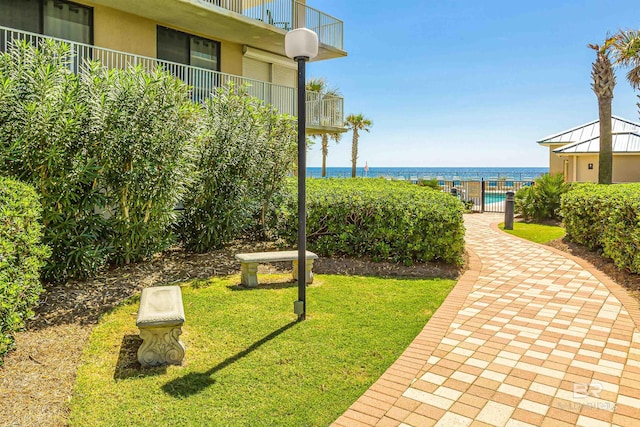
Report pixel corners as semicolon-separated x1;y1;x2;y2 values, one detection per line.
438;179;534;213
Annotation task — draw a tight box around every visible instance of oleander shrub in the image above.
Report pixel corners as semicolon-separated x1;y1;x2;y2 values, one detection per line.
0;39;296;279
275;179;465;265
562;183;640;272
0;40;108;283
83;64;197;265
0;177;50;363
247;104;297;238
179;85;296;252
515;173;569;222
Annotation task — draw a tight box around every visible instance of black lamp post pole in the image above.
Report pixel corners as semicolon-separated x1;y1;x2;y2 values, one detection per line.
296;55;307;322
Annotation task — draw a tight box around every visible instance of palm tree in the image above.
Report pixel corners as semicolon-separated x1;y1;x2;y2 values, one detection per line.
589;38;616;184
345;113;373;178
612;29;640;89
306;78;342;177
309;131;343;177
612;29;640;120
305;77;329;94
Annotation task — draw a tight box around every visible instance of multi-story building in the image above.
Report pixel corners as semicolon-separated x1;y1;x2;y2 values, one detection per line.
0;0;346;133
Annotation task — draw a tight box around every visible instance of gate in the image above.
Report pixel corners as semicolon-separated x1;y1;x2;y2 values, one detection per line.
439;179;534;213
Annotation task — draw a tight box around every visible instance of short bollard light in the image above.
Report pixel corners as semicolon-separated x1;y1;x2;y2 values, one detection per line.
285;28;318;322
505;191;515;230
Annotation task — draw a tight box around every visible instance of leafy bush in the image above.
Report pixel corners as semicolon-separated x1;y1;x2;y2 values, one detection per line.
0;40;296;280
0;40;107;282
560;183;606;250
0;41;196;276
83;64;196;265
246;103;297;238
417;178;440;190
180;85;296;252
275;179;465;265
515;173;568;222
462;199;475;212
562;183;640;272
0;177;50;363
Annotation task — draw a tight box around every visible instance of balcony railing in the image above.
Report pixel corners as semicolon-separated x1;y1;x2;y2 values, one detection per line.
0;26;343;130
0;26;294;113
306;91;344;130
200;0;343;51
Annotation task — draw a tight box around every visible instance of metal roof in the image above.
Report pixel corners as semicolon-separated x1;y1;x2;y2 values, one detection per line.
553;132;640;154
537;116;640;145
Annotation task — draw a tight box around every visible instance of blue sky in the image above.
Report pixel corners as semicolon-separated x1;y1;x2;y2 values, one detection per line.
305;0;640;168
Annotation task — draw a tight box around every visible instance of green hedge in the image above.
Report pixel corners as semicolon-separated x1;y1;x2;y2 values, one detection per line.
0;177;50;363
561;183;640;272
275;179;465;265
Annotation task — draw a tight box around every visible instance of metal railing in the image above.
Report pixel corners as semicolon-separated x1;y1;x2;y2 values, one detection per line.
199;0;343;51
438;179;534;213
306;91;344;129
0;26;295;113
294;2;343;51
0;26;343;128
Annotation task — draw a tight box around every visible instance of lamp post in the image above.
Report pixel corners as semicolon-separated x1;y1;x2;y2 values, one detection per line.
285;28;318;322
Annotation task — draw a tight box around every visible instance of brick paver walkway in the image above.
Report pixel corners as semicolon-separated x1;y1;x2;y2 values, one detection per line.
333;213;640;427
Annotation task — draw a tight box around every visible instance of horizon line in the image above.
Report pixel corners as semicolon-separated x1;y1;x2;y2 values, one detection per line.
307;166;549;169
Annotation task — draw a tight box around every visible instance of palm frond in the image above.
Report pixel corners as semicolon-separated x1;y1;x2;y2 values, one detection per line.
612;29;640;89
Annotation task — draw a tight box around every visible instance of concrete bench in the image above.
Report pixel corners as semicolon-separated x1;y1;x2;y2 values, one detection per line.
136;286;186;367
235;250;318;288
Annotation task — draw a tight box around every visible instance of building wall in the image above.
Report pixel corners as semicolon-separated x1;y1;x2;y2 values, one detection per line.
562;158;571;181
613;156;640;182
242;47;296;87
548;145;566;175
92;5;156;57
75;1;264;78
575;155;599;182
561;155;640;183
222;42;244;76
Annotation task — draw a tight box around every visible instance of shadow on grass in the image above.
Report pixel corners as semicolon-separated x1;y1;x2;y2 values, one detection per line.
113;334;167;380
227;280;299;291
161;321;297;398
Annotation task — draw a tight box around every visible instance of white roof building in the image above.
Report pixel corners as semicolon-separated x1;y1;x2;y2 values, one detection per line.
537;116;640;183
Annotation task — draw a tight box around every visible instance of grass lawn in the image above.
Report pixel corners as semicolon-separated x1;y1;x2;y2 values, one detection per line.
70;274;455;427
499;222;565;244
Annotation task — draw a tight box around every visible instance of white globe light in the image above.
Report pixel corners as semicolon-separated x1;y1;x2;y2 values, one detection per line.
285;28;318;60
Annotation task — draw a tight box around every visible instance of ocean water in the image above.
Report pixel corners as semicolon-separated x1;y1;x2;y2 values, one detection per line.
307;167;548;181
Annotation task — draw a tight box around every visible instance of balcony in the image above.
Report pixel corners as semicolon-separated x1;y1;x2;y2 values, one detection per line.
306;91;345;132
88;0;345;61
199;1;343;54
0;26;344;132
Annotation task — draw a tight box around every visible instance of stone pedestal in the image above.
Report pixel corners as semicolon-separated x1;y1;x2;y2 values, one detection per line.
240;262;259;288
136;286;185;367
292;259;315;284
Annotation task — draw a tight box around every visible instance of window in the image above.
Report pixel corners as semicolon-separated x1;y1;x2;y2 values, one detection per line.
157;26;220;71
157;26;189;65
0;0;92;44
190;37;219;71
157;26;221;102
0;0;41;34
43;0;92;44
